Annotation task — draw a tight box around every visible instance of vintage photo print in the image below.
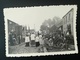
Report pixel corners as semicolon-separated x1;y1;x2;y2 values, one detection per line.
4;5;78;57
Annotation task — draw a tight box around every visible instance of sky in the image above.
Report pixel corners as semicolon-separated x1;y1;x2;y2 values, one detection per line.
4;5;77;31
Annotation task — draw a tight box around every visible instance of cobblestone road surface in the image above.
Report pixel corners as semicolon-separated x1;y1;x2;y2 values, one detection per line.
9;43;75;54
9;43;39;54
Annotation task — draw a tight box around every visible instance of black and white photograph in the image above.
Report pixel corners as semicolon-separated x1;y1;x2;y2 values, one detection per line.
4;5;78;57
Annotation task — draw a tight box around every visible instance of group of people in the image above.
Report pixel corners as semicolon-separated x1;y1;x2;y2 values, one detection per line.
9;30;74;52
9;31;18;46
25;33;40;47
50;32;74;50
25;32;54;52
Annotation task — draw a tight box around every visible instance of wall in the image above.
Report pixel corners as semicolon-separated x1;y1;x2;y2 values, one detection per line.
8;19;24;45
62;8;74;36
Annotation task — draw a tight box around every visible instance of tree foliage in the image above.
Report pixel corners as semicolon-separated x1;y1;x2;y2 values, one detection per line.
40;16;61;33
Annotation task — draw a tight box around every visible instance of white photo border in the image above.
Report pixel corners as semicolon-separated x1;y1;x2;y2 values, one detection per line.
4;5;78;57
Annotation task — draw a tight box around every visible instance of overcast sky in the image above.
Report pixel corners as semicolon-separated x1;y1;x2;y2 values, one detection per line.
4;5;77;31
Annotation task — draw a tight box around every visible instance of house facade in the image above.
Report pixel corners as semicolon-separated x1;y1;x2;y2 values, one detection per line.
62;8;74;36
8;19;25;45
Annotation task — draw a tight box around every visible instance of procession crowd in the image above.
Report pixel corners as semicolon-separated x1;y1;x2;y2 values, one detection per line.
9;29;75;53
24;31;74;52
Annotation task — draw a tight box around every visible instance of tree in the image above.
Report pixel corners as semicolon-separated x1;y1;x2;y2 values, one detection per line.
49;25;58;33
52;16;61;25
40;16;61;34
40;24;48;31
46;19;53;28
42;19;54;28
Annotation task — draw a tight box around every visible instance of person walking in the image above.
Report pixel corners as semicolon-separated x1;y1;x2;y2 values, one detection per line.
31;33;35;47
35;35;40;47
25;35;30;47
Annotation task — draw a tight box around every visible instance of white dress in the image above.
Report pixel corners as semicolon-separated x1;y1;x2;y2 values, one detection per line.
35;36;39;42
31;34;35;40
25;36;30;43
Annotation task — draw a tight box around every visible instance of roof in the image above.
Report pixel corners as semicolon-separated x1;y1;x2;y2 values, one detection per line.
62;8;74;18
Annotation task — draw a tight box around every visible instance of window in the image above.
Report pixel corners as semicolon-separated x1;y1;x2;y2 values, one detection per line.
9;21;12;24
67;24;71;34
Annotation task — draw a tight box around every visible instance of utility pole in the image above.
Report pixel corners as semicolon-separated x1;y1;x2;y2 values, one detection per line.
34;24;35;31
34;24;36;34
